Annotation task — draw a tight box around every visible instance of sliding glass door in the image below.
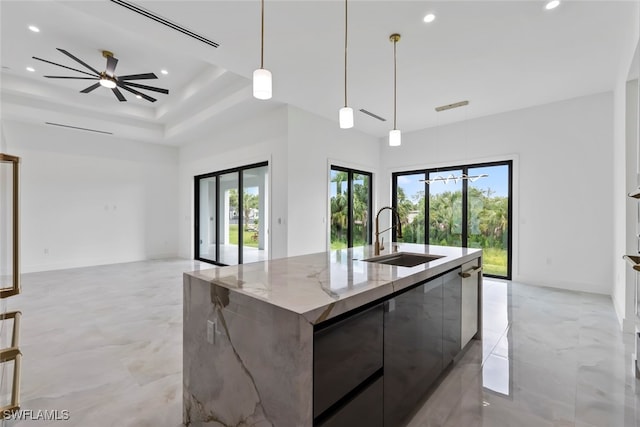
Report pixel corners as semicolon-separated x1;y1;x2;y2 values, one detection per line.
466;164;510;277
330;166;372;250
393;161;512;279
197;176;217;263
195;162;268;266
428;168;463;247
242;165;268;263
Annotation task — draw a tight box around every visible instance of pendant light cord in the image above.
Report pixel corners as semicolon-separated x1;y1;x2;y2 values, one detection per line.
344;0;348;107
260;0;265;69
393;37;397;130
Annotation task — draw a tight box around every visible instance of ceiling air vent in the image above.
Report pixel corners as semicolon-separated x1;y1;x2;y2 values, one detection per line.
359;109;387;122
435;100;469;112
45;122;113;135
110;0;220;48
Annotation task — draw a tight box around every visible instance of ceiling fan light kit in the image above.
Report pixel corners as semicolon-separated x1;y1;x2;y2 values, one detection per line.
99;73;117;89
32;48;169;103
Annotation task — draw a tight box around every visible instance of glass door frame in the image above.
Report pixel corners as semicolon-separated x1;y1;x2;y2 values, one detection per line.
392;160;513;279
194;161;268;266
330;165;373;249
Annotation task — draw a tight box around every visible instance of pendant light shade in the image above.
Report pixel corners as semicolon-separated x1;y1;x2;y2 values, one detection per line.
339;107;354;129
253;68;272;100
389;33;401;146
253;0;272;100
389;129;401;146
338;0;353;129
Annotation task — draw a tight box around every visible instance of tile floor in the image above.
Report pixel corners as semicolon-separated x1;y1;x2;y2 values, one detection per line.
1;260;638;426
408;280;640;427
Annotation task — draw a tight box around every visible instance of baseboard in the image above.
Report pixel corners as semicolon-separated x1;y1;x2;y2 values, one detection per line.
22;252;180;274
513;274;610;296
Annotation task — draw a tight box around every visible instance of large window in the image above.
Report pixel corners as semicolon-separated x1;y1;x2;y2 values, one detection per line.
330;166;372;250
195;162;268;266
393;161;512;278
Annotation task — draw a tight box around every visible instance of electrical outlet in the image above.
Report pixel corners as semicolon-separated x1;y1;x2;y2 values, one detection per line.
207;320;215;344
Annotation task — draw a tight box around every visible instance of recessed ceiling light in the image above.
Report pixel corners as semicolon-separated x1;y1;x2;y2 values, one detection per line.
545;0;560;10
160;69;168;75
28;25;40;33
423;13;436;23
26;67;35;72
136;95;142;99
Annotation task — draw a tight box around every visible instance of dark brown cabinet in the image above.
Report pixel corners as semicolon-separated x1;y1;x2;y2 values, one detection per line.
313;266;467;427
443;269;462;366
316;377;383;427
313;304;384;423
383;278;444;427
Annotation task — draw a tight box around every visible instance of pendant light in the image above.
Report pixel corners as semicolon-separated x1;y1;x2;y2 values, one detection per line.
253;0;272;100
389;34;401;146
339;0;353;129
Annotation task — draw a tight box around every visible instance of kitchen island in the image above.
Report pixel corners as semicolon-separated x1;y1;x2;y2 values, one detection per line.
183;243;482;427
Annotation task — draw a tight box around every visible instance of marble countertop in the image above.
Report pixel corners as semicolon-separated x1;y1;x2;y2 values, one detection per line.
186;243;482;325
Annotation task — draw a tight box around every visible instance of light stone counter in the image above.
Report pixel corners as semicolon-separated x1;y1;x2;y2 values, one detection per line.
183;243;482;426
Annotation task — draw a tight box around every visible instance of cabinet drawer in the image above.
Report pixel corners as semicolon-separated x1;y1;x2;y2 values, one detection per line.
313;304;383;418
316;377;383;427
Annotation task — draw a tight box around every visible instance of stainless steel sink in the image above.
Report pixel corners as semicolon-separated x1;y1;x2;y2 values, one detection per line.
362;252;445;267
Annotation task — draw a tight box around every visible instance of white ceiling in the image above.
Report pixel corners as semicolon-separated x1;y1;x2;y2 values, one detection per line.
1;0;638;145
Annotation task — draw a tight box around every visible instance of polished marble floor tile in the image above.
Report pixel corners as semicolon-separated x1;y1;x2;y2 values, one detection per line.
408;279;640;427
1;259;210;427
1;262;638;426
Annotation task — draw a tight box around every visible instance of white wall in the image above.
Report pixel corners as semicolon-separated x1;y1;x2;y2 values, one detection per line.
1;120;179;273
380;92;614;295
178;106;289;260
177;105;380;260
612;3;640;330
286;106;380;256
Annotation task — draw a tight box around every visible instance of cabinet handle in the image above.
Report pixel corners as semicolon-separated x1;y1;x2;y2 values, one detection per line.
459;265;482;278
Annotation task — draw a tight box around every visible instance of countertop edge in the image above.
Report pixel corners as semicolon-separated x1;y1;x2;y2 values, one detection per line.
185;245;482;325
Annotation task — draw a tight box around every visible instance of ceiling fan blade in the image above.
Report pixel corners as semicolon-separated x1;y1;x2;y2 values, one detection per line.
118;73;158;81
117;83;157;102
106;55;118;77
112;87;127;102
32;56;97;77
80;82;101;93
120;81;169;94
44;76;99;80
56;48;101;75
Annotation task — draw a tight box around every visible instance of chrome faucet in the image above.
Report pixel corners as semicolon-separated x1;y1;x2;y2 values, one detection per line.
374;206;403;255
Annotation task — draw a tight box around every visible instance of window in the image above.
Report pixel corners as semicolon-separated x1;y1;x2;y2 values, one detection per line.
195;162;268;266
393;161;512;278
330;166;372;250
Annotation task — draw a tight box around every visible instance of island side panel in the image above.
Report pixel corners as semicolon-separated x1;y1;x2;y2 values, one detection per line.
184;273;314;426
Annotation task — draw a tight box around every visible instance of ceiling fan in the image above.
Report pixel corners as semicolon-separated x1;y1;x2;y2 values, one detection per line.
32;48;169;103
